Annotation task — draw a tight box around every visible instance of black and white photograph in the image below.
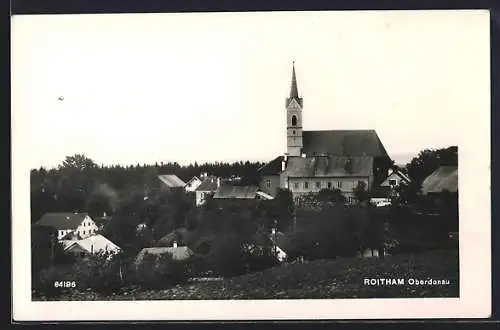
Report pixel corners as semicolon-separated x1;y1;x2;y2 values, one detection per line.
12;10;490;320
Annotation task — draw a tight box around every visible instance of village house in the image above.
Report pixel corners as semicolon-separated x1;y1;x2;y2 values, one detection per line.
213;185;274;207
421;165;458;213
195;176;221;206
184;176;202;192
35;212;99;240
258;63;392;200
133;243;194;272
380;167;411;188
158;174;186;191
60;234;121;258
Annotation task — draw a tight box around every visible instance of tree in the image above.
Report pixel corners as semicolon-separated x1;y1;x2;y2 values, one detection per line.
59;154;97;171
353;181;370;203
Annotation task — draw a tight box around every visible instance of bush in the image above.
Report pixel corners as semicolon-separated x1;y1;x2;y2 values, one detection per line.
71;251;125;294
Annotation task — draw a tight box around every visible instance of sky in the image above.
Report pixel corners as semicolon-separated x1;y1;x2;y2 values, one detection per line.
11;10;490;169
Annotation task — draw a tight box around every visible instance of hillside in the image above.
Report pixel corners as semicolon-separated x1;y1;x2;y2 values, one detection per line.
43;249;459;300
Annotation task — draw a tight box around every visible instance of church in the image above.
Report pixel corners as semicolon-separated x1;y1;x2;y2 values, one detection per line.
257;63;393;202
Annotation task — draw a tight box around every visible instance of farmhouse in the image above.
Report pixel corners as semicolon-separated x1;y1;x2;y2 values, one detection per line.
421;166;458;195
35;212;99;240
195;176;220;206
158;174;186;191
133;244;194;271
258;63;392;199
61;234;121;257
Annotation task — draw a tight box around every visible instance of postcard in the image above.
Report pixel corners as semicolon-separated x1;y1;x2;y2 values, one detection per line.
11;9;491;321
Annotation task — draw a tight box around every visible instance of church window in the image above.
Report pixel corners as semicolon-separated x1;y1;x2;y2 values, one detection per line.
292;130;296;135
304;181;309;189
291;115;297;126
315;181;321;189
338;181;343;188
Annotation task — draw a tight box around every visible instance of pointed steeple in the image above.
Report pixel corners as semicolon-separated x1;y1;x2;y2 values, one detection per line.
286;61;303;107
290;61;299;99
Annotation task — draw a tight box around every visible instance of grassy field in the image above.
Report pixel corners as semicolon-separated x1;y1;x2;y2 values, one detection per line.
40;249;459;301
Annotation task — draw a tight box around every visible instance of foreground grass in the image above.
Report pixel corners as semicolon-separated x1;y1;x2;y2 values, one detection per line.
38;249;459;300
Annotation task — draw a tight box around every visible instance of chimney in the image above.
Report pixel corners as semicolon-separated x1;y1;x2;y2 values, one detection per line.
173;241;178;248
281;160;286;172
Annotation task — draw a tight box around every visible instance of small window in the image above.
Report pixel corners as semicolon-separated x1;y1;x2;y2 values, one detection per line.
293;182;299;189
338;181;343;188
327;182;332;189
291;115;297;126
266;179;271;188
292;130;296;135
315;181;321;189
389;179;397;186
304;181;309;189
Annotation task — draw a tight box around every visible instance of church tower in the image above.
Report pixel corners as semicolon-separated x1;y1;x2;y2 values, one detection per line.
286;62;303;157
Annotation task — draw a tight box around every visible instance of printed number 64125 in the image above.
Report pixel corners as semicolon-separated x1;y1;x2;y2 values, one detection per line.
54;281;76;288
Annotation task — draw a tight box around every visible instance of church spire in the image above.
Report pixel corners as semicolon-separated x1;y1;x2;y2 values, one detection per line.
286;61;303;107
289;61;299;99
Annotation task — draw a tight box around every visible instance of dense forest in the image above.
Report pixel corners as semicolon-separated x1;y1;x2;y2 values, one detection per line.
30;154;265;223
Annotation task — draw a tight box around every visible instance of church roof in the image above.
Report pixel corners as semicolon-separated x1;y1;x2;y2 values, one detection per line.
284;156;373;178
257;156;284;176
302;130;389;158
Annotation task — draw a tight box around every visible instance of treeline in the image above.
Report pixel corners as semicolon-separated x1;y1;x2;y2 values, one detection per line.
30;154;265;223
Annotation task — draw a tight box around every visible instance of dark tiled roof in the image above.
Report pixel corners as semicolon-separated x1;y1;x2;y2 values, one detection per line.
214;185;260;199
284;156;373;178
421;166;458;194
158;174;186;188
35;212;88;230
257;156;284;176
302;130;389;158
195;176;219;192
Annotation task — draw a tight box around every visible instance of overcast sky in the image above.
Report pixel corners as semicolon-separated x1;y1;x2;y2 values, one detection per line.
12;10;490;169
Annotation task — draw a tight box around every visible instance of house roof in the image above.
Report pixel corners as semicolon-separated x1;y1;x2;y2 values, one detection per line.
283;156;373;178
158;174;186;188
381;169;411;186
186;176;201;185
213;185;260;199
61;234;120;254
257;156;284;176
421;166;458;194
134;246;193;265
195;176;219;192
35;212;88;230
256;191;275;200
302;130;389;158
